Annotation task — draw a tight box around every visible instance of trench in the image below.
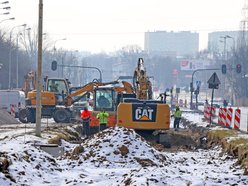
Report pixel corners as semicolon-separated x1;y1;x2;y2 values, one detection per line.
135;118;209;151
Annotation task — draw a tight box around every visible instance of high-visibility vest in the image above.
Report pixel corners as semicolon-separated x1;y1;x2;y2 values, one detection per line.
97;111;109;124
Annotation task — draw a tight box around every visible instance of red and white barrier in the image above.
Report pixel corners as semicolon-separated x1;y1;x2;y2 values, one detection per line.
204;105;210;120
211;106;216;117
221;108;227;126
10;104;15;117
234;108;241;129
226;108;233;128
204;105;216;121
218;108;223;125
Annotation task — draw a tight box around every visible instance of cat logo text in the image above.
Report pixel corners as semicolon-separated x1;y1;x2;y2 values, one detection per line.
132;104;157;122
135;108;153;121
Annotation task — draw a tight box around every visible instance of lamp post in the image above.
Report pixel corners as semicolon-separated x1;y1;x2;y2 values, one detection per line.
16;27;31;88
220;35;234;104
53;38;66;53
220;35;233;60
53;38;66;77
0;17;14;23
8;23;26;89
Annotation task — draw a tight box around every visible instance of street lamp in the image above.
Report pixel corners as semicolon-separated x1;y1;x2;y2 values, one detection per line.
220;35;234;60
0;17;14;23
16;27;31;88
52;38;66;77
8;23;26;89
220;35;235;105
53;38;66;53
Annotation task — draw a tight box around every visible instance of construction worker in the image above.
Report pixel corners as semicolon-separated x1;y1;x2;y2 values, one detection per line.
97;108;109;131
81;107;91;137
172;106;182;131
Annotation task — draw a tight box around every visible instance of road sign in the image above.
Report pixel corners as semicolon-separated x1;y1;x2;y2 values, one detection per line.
207;72;221;89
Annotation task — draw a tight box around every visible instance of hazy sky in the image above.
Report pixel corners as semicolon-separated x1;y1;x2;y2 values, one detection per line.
1;0;244;53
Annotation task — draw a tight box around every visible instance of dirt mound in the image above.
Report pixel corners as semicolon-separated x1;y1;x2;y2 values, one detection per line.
0;109;19;124
68;127;169;168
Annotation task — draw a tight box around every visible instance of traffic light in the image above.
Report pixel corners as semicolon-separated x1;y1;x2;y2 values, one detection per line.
221;64;226;74
236;64;241;73
51;60;57;71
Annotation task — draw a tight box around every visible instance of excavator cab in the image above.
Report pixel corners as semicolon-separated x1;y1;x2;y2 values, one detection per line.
45;78;70;105
94;87;115;112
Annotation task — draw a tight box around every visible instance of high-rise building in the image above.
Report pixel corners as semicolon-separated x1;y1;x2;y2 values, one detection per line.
144;31;199;56
208;31;240;55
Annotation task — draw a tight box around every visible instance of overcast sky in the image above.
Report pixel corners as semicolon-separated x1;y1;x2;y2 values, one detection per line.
1;0;244;53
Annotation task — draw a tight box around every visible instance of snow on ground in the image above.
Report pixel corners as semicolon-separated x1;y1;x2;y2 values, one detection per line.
1;126;248;186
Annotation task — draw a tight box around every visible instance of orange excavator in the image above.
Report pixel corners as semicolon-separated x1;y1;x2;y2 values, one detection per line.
19;77;134;124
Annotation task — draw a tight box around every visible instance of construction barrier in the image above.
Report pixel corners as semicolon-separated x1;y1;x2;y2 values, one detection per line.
221;108;227;126
234;108;241;129
10;104;15;117
218;108;223;125
204;104;210;120
226;107;233;128
204;104;216;121
211;106;216;117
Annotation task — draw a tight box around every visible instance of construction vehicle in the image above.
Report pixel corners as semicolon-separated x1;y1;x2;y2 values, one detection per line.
18;77;134;124
19;58;170;138
117;58;170;131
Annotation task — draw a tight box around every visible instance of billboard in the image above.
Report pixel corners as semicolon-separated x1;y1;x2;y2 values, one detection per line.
180;59;209;71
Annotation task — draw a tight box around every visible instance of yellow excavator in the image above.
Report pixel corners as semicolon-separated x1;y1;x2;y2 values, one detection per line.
117;58;170;131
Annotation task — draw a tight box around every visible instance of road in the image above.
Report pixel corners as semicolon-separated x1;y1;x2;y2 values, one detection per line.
0;119;81;139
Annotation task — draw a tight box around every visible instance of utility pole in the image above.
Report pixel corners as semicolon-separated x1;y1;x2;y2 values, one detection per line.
36;0;43;137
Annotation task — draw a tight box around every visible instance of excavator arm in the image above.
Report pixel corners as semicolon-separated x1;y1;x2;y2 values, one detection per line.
22;71;36;97
113;81;135;94
133;58;153;100
65;81;119;106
